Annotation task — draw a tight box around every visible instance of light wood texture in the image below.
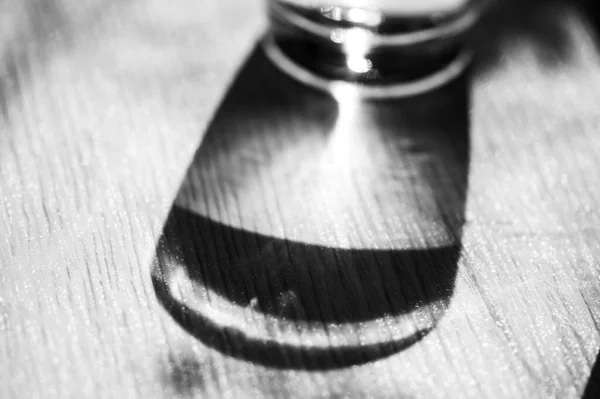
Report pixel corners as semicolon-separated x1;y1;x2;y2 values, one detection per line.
2;0;600;398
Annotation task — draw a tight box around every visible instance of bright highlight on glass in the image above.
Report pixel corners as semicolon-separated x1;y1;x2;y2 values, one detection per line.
263;0;488;98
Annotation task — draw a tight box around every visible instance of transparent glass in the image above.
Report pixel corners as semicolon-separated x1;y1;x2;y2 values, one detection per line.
263;0;488;98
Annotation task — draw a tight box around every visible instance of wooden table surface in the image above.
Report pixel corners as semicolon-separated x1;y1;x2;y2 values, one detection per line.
2;0;600;397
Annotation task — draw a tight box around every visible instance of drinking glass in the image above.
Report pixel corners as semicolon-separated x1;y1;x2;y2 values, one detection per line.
263;0;489;98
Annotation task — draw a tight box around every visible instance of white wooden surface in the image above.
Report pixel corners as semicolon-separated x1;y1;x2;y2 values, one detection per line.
2;0;600;397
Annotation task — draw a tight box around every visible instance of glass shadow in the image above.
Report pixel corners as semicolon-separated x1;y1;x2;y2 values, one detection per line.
151;46;470;370
583;350;600;398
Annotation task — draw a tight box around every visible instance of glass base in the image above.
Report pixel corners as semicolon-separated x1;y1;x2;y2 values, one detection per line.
263;0;481;98
263;34;472;99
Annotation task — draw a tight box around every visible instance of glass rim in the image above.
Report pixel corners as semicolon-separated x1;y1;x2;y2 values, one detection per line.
268;0;491;47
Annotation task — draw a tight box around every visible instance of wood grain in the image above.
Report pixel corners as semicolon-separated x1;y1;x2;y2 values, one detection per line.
2;0;600;398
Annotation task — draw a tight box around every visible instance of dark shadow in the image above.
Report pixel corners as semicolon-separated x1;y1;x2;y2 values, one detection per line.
473;0;574;72
472;0;600;75
156;208;462;325
151;45;470;370
583;351;600;399
579;1;600;47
